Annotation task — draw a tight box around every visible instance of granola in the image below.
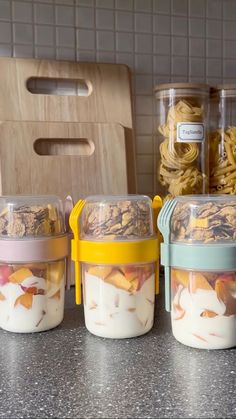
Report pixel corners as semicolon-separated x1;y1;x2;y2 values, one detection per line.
0;204;61;237
171;200;236;243
82;199;152;239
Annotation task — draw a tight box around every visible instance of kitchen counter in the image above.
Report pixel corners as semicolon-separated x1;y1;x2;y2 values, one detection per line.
0;283;235;419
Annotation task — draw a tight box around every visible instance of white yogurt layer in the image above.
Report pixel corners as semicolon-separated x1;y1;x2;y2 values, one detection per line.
83;273;155;338
172;286;236;349
0;275;64;333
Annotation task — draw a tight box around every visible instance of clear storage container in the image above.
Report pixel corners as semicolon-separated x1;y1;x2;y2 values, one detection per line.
155;83;209;202
158;195;236;349
210;85;236;194
0;196;68;333
70;195;160;339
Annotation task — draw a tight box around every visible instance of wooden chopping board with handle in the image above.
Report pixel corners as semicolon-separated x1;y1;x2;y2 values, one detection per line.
0;121;128;200
0;58;136;192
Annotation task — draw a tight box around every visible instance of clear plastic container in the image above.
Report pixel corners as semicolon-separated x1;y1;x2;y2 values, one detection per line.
80;195;157;338
169;195;236;349
210;85;236;194
170;195;236;244
155;83;209;202
0;196;67;333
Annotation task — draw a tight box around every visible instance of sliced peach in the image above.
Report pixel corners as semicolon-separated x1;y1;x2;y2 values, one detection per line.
9;268;33;284
47;261;64;284
172;269;189;288
201;310;218;318
14;293;33;309
88;266;112;280
119;266;138;282
104;270;131;291
215;279;236;315
0;291;6;301
189;272;213;293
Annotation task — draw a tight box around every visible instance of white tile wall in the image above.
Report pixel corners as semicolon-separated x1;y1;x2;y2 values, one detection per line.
0;0;236;195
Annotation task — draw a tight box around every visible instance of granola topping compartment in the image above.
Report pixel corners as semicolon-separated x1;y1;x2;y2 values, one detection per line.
171;197;236;243
80;196;154;240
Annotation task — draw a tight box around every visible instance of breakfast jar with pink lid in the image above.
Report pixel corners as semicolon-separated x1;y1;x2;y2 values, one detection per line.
0;195;69;333
155;83;210;202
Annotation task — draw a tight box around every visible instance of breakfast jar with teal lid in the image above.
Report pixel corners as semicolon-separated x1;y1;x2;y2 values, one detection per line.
0;195;69;333
158;195;236;349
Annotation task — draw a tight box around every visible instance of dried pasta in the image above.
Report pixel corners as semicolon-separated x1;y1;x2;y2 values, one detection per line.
158;99;205;200
210;127;236;194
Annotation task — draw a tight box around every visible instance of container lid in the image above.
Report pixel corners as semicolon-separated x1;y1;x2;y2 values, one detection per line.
170;195;236;244
80;195;154;241
211;84;236;98
154;83;210;92
155;83;209;99
0;195;65;239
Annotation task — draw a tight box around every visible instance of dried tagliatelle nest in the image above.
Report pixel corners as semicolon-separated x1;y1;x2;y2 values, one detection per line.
158;99;206;201
171;200;236;243
81;198;153;240
0;204;61;237
210;127;236;194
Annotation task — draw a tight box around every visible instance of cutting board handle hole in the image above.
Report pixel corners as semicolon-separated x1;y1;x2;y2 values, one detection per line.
34;138;95;156
27;77;91;96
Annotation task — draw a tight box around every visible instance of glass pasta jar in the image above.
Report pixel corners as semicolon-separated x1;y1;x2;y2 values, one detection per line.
70;195;161;339
210;85;236;194
155;83;210;202
158;195;236;349
0;196;69;333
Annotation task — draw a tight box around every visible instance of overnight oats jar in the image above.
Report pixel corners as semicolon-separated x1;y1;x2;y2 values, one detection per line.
70;195;161;339
0;196;69;333
158;195;236;349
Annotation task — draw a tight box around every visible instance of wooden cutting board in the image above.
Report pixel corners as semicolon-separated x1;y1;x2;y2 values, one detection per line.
0;121;128;200
0;58;136;192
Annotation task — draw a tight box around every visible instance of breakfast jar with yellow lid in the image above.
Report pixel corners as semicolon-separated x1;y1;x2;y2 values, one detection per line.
70;195;161;339
155;83;210;202
158;195;236;349
210;85;236;194
0;195;69;333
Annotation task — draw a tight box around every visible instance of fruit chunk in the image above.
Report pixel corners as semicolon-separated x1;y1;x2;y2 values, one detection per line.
119;266;138;282
172;269;189;288
189;272;213;293
0;291;6;301
47;261;64;284
201;310;218;318
215;279;236;315
9;268;33;284
104;270;131;291
88;266;112;280
0;265;13;285
14;293;33;309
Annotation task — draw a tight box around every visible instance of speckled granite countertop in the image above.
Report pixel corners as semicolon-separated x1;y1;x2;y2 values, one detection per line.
0;284;235;419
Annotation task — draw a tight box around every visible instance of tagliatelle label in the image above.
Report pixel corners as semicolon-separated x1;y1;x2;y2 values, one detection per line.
177;122;205;143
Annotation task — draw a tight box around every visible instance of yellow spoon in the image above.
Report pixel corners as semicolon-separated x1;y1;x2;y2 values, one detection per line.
69;199;85;304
